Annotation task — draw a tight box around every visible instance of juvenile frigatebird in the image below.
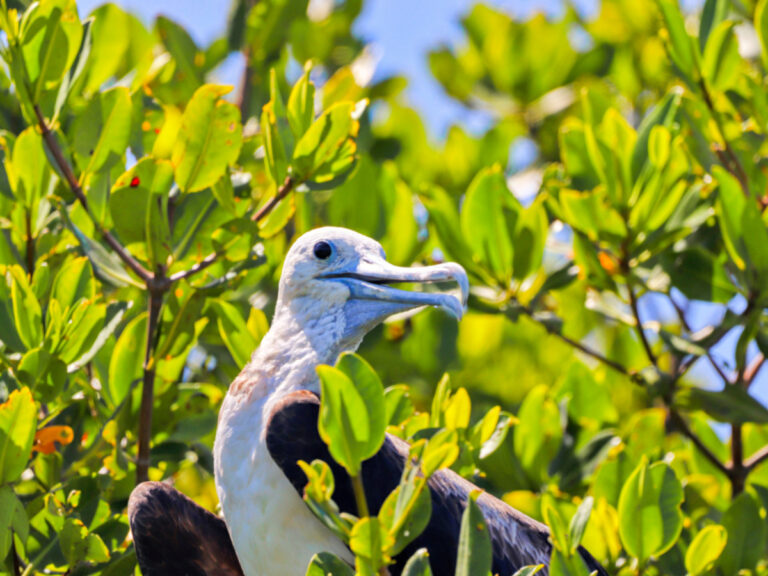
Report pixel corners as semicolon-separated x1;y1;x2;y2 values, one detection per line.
128;227;607;576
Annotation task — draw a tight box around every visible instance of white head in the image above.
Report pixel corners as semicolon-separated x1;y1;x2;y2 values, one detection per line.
269;226;468;361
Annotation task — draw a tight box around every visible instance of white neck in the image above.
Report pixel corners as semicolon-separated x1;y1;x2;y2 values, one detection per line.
213;299;360;575
228;297;364;403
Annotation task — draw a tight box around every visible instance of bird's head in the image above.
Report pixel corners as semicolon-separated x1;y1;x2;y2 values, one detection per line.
276;227;468;347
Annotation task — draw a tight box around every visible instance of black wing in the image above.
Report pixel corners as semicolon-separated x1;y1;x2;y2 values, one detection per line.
128;481;243;576
266;391;609;576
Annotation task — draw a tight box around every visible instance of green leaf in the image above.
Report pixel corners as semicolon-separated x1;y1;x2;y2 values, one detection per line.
657;0;698;81
9;265;43;350
675;385;768;424
379;465;431;555
700;0;730;52
51;256;95;313
631;90;681;181
172;84;243;193
350;516;390;575
568;496;593;553
384;385;414;427
73;87;132;177
461;165;519;285
421;429;459;477
685;525;727;576
0;486;26;560
0;387;37;484
455;491;492;576
209;299;258;368
287;66;315;140
293;101;363;185
713;163;768;283
107;312;147;406
617;459;684;562
154;15;203;101
305;552;355;576
514;386;562;484
718;492;766;574
756;0;768;69
317;353;385;476
401;549;434;576
82;4;153;94
10;127;52;207
512;567;544;576
20;0;84;101
702;21;740;91
53;15;92;117
542;496;571;553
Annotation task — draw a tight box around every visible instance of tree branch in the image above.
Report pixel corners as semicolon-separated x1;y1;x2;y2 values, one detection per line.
518;305;644;385
136;284;165;484
745;444;768;472
250;175;296;222
744;353;765;388
668;408;730;476
628;283;658;368
34;105;153;283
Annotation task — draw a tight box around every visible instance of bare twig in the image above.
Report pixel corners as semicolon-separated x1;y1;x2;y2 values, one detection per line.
518;305;644;385
744;353;765;388
251;175;295;222
628;283;658;368
168;251;221;283
668;408;730;476
34;105;153;283
745;444;768;472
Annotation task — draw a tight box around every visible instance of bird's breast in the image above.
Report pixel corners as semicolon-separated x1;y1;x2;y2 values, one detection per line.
214;393;352;576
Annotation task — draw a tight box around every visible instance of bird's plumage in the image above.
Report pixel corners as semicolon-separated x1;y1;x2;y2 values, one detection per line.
128;227;608;576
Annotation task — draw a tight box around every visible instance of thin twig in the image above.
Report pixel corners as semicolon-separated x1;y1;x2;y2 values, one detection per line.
745;444;768;472
251;175;296;222
518;305;643;385
668;293;733;383
628;283;658;368
34;105;153;283
744;353;765;388
168;251;221;283
668;408;730;476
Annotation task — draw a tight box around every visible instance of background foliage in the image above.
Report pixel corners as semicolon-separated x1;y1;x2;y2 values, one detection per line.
0;0;768;574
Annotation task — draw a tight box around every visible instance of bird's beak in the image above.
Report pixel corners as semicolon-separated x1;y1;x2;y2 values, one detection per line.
320;257;469;320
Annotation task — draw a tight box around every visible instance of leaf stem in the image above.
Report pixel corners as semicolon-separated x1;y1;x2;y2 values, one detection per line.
24;207;34;276
33;105;153;283
350;473;370;518
745;444;768;472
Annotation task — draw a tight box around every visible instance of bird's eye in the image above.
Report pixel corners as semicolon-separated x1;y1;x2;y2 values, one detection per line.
313;241;333;260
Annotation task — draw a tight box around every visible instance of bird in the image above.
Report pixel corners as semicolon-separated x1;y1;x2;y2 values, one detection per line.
128;226;608;576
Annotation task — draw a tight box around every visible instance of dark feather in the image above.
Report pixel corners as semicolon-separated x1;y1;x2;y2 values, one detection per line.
128;481;243;576
266;391;609;576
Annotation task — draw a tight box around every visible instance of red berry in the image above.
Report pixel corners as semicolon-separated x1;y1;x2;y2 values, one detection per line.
130;176;140;187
